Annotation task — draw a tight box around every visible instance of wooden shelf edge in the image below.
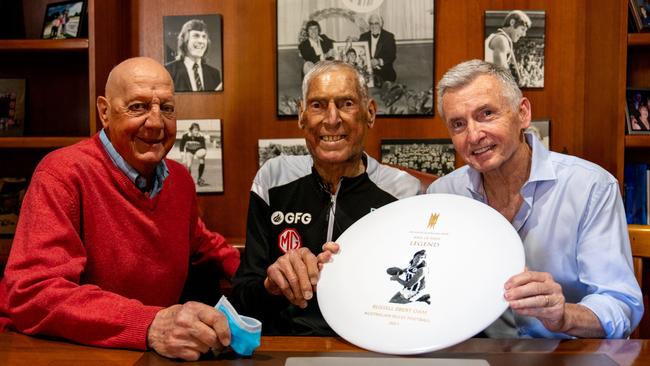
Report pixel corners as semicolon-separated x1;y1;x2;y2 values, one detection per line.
0;39;89;52
0;137;87;148
628;33;650;47
625;135;650;148
630;225;650;258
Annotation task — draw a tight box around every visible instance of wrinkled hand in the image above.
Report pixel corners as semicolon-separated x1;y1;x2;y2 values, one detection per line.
504;270;567;332
316;242;339;270
147;302;231;361
264;247;320;308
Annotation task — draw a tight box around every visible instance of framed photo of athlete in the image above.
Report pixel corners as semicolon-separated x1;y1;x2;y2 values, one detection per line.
277;0;435;116
41;0;85;39
629;0;650;32
626;88;650;134
380;139;455;177
526;119;550;149
0;78;26;137
484;10;545;88
163;14;223;92
258;138;309;167
168;119;224;193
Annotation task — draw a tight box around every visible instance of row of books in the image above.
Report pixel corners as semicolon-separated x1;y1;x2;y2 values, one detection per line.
625;163;650;225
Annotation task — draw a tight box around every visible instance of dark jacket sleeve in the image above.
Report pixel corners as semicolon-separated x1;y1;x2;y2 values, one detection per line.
231;192;288;320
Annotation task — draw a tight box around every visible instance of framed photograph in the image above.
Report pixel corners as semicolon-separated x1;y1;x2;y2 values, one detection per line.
167;119;223;193
0;79;26;137
629;0;650;32
0;177;28;235
527;119;550;149
41;0;85;39
380;139;455;177
277;0;435;116
626;88;650;134
163;14;223;92
258;138;309;167
484;10;545;88
333;41;375;87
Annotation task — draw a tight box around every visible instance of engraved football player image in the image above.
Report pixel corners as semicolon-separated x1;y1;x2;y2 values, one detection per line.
387;249;430;304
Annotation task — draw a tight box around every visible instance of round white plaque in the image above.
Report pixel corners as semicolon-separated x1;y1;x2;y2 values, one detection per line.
317;193;525;355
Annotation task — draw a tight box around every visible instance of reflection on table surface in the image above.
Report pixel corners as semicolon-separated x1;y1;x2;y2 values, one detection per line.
1;331;648;366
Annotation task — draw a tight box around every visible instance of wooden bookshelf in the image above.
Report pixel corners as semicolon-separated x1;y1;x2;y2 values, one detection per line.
0;39;88;52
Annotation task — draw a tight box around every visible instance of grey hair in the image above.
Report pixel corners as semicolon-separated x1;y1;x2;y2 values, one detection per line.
436;59;522;120
368;14;384;27
301;60;369;105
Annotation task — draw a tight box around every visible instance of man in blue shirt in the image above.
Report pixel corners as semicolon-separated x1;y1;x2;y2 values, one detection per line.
427;59;643;338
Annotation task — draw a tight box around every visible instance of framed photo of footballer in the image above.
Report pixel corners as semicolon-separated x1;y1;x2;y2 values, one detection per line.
163;14;224;92
258;138;309;167
167;119;223;193
380;139;455;177
484;10;545;88
0;79;26;137
626;88;650;134
277;0;435;116
41;0;85;39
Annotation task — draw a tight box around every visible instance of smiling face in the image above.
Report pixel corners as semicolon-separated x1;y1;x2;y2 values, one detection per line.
299;67;376;174
186;30;208;60
97;57;176;177
511;25;528;43
369;15;382;36
441;74;530;175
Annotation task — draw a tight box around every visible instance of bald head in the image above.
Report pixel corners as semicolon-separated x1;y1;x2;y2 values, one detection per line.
105;57;174;99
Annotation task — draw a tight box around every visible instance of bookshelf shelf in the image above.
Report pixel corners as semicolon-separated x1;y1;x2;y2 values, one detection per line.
626;135;650;148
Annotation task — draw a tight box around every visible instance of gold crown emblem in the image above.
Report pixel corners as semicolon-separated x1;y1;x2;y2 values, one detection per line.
427;213;439;230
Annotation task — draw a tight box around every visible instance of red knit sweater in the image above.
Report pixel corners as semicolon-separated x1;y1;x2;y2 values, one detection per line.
0;134;240;350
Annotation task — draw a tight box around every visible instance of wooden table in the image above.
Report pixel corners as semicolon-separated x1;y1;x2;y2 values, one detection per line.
1;331;649;365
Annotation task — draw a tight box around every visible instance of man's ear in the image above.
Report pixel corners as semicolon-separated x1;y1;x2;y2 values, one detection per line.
96;96;110;129
518;97;532;130
366;99;377;129
298;101;306;129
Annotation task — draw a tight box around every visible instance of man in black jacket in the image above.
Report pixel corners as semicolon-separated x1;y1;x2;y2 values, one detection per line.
359;14;397;86
232;61;419;335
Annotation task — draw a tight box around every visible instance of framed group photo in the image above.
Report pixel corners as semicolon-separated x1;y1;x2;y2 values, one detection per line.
484;10;545;88
41;0;85;40
277;0;435;116
258;138;309;167
380;139;455;177
626;88;650;134
167;119;224;193
163;14;224;92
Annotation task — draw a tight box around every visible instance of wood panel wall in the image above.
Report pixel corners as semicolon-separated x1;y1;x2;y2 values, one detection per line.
125;0;623;241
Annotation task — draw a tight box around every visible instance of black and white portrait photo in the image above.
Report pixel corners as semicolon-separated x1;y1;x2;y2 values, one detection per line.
381;139;455;177
277;0;434;116
168;119;223;193
526;119;550;149
626;88;650;134
386;250;430;305
484;10;545;88
163;14;223;92
258;138;309;167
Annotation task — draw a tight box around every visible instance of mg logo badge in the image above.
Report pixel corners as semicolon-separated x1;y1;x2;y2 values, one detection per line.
278;228;302;253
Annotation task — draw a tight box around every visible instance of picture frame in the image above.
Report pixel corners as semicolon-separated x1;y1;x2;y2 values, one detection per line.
626;88;650;134
629;0;650;32
258;138;309;167
0;79;26;137
526;119;550;149
333;41;374;87
167;119;224;193
277;0;435;116
163;14;224;92
380;139;455;177
484;10;545;88
0;177;28;235
41;0;85;40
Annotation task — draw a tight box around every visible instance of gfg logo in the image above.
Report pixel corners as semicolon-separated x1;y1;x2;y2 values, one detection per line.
271;211;312;225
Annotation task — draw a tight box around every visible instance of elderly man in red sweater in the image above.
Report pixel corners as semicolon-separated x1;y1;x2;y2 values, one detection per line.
0;57;240;361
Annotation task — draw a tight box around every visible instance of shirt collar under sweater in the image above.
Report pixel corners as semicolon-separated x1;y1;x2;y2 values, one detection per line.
99;129;169;197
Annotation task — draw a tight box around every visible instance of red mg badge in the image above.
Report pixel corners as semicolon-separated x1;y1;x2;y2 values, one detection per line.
278;228;302;253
